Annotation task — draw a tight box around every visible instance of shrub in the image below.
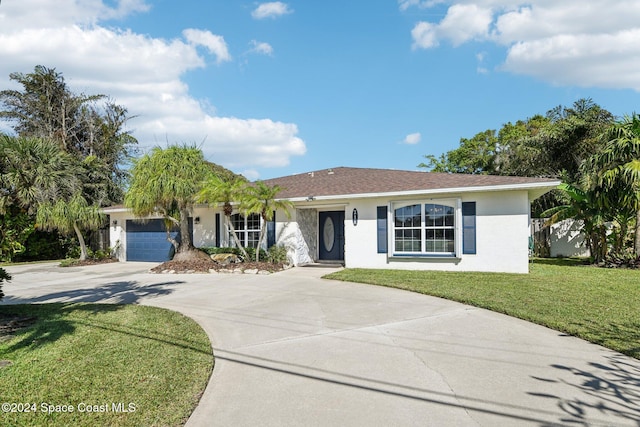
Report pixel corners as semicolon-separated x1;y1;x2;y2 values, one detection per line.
93;249;111;260
66;244;90;260
602;252;640;269
14;230;71;262
267;245;289;264
0;267;10;300
201;246;267;262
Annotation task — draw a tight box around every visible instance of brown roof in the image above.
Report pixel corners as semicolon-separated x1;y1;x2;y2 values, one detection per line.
261;167;559;199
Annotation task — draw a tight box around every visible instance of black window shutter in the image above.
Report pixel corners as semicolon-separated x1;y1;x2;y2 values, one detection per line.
377;206;388;253
215;213;221;247
462;202;476;255
267;211;276;248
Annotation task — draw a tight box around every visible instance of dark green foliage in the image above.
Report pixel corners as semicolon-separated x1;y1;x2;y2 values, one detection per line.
0;209;34;262
0;65;137;206
267;245;289;264
420;129;499;174
420;98;613;183
206;161;246;182
603;253;640;269
0;267;10;300
14;230;70;262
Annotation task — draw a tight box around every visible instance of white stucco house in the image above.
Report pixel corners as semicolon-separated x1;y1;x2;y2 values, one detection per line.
105;167;560;273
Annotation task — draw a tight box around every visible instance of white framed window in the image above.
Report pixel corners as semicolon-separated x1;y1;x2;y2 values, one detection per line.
229;213;261;248
392;199;459;256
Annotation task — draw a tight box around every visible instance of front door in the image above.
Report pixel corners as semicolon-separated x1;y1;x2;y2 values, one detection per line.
318;211;344;261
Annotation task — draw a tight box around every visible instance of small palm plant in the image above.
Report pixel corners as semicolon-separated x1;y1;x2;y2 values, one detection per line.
242;181;293;262
197;176;251;259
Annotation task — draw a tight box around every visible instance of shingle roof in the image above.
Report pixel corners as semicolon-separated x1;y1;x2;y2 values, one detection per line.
261;167;559;199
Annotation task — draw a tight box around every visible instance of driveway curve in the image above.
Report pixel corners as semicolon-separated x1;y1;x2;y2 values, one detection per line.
2;262;640;426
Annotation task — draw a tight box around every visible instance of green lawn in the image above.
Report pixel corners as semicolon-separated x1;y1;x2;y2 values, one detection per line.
0;303;213;427
324;259;640;359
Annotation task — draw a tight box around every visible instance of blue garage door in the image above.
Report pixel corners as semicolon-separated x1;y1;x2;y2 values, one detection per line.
126;219;178;262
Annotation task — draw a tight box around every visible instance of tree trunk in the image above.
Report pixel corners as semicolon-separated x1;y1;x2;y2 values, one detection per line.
256;227;266;262
178;207;193;253
73;222;88;261
226;216;249;259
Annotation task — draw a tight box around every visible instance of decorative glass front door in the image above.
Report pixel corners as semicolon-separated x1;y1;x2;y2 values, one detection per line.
318;211;344;260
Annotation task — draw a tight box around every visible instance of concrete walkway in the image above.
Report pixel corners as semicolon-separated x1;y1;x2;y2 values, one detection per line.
2;262;640;426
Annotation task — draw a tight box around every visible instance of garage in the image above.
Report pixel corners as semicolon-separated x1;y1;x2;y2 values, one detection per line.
125;219;179;262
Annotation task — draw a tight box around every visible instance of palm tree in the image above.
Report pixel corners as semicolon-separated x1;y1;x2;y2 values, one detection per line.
36;193;104;261
540;182;609;263
196;176;250;259
124;145;211;259
243;181;293;262
588;114;640;255
0;135;81;214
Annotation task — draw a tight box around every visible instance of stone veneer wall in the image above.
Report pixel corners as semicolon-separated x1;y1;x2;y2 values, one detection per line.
296;209;317;262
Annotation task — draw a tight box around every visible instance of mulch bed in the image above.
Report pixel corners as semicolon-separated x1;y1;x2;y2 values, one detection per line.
150;258;288;274
56;253;287;274
61;258;119;267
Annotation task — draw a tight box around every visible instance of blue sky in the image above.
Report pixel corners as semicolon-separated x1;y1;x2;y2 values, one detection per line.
1;1;639;179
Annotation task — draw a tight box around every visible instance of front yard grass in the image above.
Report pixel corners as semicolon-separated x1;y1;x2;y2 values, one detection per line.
0;303;213;427
324;259;640;359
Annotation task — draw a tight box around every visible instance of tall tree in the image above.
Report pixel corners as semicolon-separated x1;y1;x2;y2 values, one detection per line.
588;114;640;255
536;98;613;182
124;145;211;259
197;176;250;259
0;135;105;261
0;65;137;205
420;129;499;174
243;181;293;261
421;99;613;182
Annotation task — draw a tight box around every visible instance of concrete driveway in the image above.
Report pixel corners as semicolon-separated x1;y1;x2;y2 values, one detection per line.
2;262;640;426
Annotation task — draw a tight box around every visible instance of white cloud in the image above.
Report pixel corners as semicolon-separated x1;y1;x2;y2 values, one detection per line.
411;22;439;49
251;2;293;20
183;29;231;64
399;0;443;11
0;0;306;175
403;132;422;145
407;1;640;91
249;40;274;56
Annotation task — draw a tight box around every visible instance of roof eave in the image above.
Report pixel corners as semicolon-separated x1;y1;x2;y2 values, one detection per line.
280;181;561;203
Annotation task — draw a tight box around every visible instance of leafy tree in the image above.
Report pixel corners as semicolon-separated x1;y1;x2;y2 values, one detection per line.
36;193;105;261
494;115;550;177
0;65;137;205
0;135;104;261
125;145;211;259
535;99;613;182
197;176;251;259
420;129;499;174
587;114;640;255
242;181;293;261
421;99;613;182
0;66;99;146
